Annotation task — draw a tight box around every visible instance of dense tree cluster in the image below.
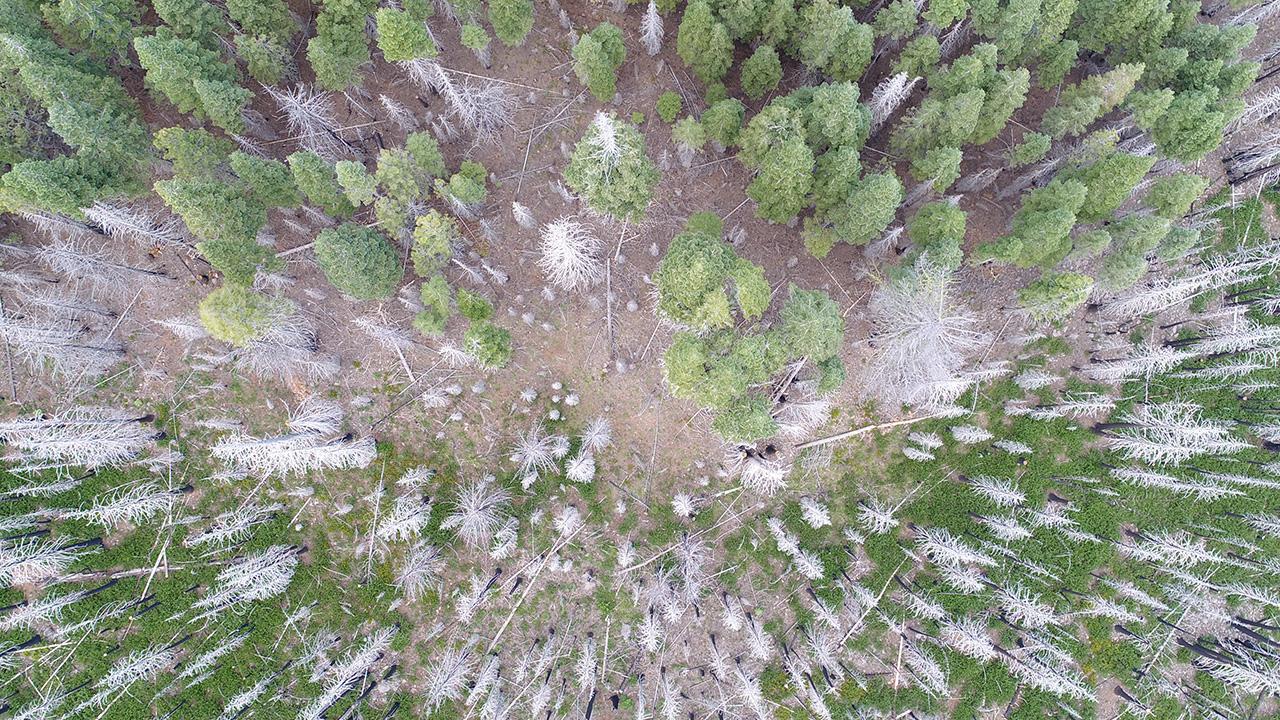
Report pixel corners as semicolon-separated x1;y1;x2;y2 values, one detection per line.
572;23;626;102
376;7;437;61
727;81;897;244
675;0;872;90
307;0;378;90
890;43;1029;161
314;223;404;300
651;0;1261;306
0;5;148;216
658;213;844;442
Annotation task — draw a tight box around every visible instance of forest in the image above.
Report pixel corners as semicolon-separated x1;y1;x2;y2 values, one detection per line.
1;0;1279;716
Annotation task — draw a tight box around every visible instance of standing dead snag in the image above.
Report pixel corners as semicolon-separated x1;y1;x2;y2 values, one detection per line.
641;0;664;56
441;475;511;548
869;72;919;133
863;260;987;408
539;217;604;292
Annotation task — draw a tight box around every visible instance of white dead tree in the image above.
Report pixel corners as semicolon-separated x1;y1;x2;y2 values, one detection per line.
23;285;115;321
539;217;604;292
59;482;187;528
1229;0;1280;26
82;201;186;247
950;424;993;443
510;424;568;486
767;517;824;579
1086;344;1198;383
774;382;831;441
581;416;612;454
1097;402;1250;466
353;314;417;380
641;0;664;56
586;111;623;174
1184;319;1280;360
18;209;96;242
939;19;971;58
26;232;166;296
398;541;444;600
423;646;475;712
1001;640;1093;701
915;525;997;567
266;84;350;159
968;475;1025;508
565;451;595;483
857;497;900;534
0;309;124;383
1226;127;1280;185
376;491;433;548
379;94;417;131
799;497;831;529
869;72;919;133
508;205;535;236
0;535;98;587
156;315;208;342
227;297;339;383
210;397;376;476
864;225;903;261
189;545;300;622
996;583;1059;629
71;644;177;713
441;475;511;548
174;629;251;688
1013;368;1056;391
0;585;97;632
553;503;583;536
184;502;283;549
863;261;987;408
1198;644;1280;696
402;59;516;143
728;447;789;495
298;627;396;720
0;407;157;471
939;616;998;661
